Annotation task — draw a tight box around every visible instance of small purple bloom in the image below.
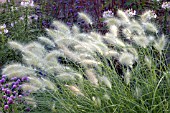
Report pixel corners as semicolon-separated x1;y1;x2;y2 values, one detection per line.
5;84;9;87
3;95;7;99
1;78;5;83
18;95;22;98
6;89;11;95
13;91;17;95
14;82;19;86
7;98;13;104
4;105;9;110
25;107;31;112
17;79;21;83
22;76;28;81
2;75;7;78
11;77;17;81
12;85;17;89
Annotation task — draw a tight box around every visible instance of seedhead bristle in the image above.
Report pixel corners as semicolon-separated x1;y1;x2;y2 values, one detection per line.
78;12;93;25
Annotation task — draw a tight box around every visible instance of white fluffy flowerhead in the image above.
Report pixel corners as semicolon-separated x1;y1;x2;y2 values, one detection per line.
154;35;167;54
78;12;93;25
119;52;135;67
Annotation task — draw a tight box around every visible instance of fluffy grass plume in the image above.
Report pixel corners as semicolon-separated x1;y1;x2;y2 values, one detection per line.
78;12;93;25
2;9;170;113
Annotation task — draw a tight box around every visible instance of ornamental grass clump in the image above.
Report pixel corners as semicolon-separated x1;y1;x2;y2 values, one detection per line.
1;10;169;112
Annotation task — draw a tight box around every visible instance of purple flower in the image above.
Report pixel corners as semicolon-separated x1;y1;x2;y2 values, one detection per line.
11;77;18;81
12;85;17;89
25;107;31;112
18;95;22;98
1;78;6;83
7;98;13;104
13;91;17;95
3;95;7;99
4;105;9;110
16;79;21;83
2;75;7;78
5;84;9;87
5;89;11;95
14;81;19;86
22;76;28;81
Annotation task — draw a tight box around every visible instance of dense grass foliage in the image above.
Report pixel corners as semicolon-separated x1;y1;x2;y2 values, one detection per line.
0;0;170;113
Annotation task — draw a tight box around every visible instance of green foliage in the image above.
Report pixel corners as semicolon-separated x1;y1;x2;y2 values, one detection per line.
0;1;44;65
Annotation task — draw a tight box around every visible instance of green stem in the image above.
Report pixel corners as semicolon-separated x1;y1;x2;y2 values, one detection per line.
1;34;5;49
25;7;28;32
163;9;167;34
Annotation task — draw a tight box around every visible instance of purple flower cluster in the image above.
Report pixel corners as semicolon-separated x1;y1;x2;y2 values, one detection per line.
0;75;30;111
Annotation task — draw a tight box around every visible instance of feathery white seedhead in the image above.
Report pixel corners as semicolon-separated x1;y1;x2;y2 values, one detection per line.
27;77;43;87
148;35;155;42
2;64;34;75
78;12;93;25
128;20;144;35
42;78;56;91
92;96;101;107
104;18;121;27
104;34;126;48
22;83;40;92
104;50;119;58
56;72;82;81
60;45;81;62
144;56;152;69
103;94;111;100
90;32;102;41
38;36;55;47
154;35;167;54
45;50;64;61
2;63;24;74
142;22;158;33
22;49;38;59
109;25;118;37
52;21;71;34
117;9;130;23
79;53;94;60
24;42;46;58
141;10;157;22
99;76;112;89
8;41;23;51
122;28;132;39
46;29;66;40
85;69;99;86
55;38;80;48
80;59;101;67
119;52;135;67
126;45;138;60
74;33;94;42
91;41;109;55
124;68;131;85
23;56;44;69
89;42;104;55
21;50;45;68
132;35;150;48
4;70;35;78
65;85;84;96
73;44;93;53
45;65;73;74
24;97;37;108
134;87;142;99
72;24;80;35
